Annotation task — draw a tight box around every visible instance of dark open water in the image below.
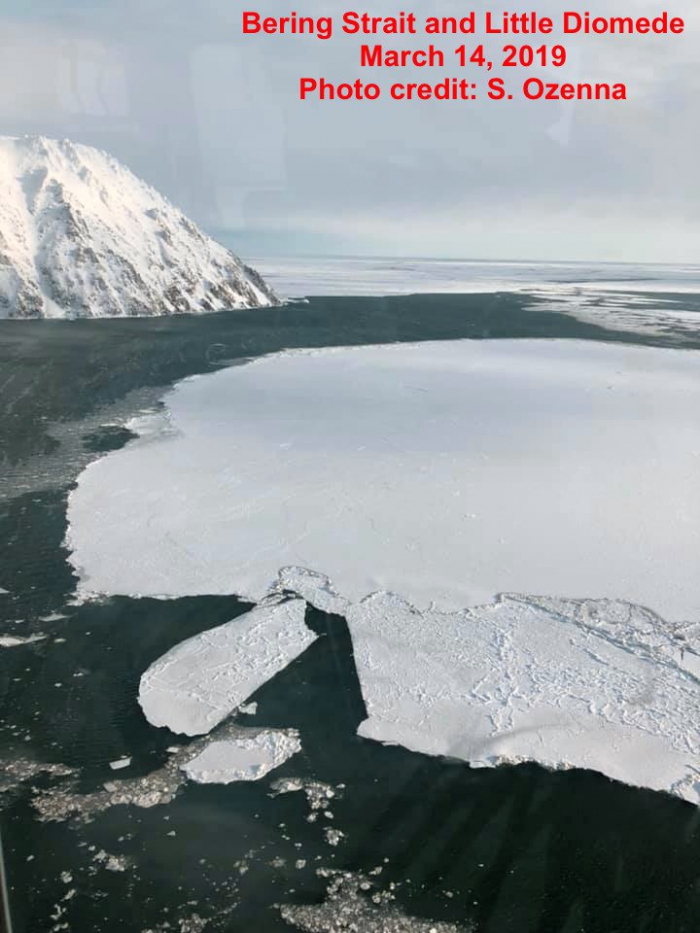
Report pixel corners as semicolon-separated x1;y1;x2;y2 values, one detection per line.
1;293;700;933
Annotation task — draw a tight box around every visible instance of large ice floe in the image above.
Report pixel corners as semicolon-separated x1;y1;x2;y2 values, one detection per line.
139;598;314;736
293;572;700;801
67;339;700;802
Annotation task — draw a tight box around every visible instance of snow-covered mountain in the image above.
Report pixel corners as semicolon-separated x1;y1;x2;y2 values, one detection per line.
0;135;278;319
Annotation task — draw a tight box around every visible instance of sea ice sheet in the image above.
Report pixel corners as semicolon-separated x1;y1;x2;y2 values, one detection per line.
68;339;700;619
139;598;314;735
66;339;700;801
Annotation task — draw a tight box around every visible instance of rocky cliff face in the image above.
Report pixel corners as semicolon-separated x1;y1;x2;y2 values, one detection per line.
0;136;278;319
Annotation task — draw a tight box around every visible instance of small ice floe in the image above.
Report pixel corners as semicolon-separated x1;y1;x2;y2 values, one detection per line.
0;633;46;648
181;729;302;784
109;758;132;771
0;586;9;595
238;702;258;716
323;827;345;848
138;598;314;736
92;850;130;873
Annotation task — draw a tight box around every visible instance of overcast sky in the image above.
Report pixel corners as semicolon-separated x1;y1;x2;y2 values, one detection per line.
1;0;698;262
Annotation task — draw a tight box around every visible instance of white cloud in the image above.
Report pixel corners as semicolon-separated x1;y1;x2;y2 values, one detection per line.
1;1;697;260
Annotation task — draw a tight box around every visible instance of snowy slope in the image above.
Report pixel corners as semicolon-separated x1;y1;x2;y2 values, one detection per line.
0;135;278;319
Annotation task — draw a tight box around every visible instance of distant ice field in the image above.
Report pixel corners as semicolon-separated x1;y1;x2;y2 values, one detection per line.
254;256;700;298
255;256;700;340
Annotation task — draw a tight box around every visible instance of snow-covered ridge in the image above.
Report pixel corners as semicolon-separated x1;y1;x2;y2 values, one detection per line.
0;135;278;319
